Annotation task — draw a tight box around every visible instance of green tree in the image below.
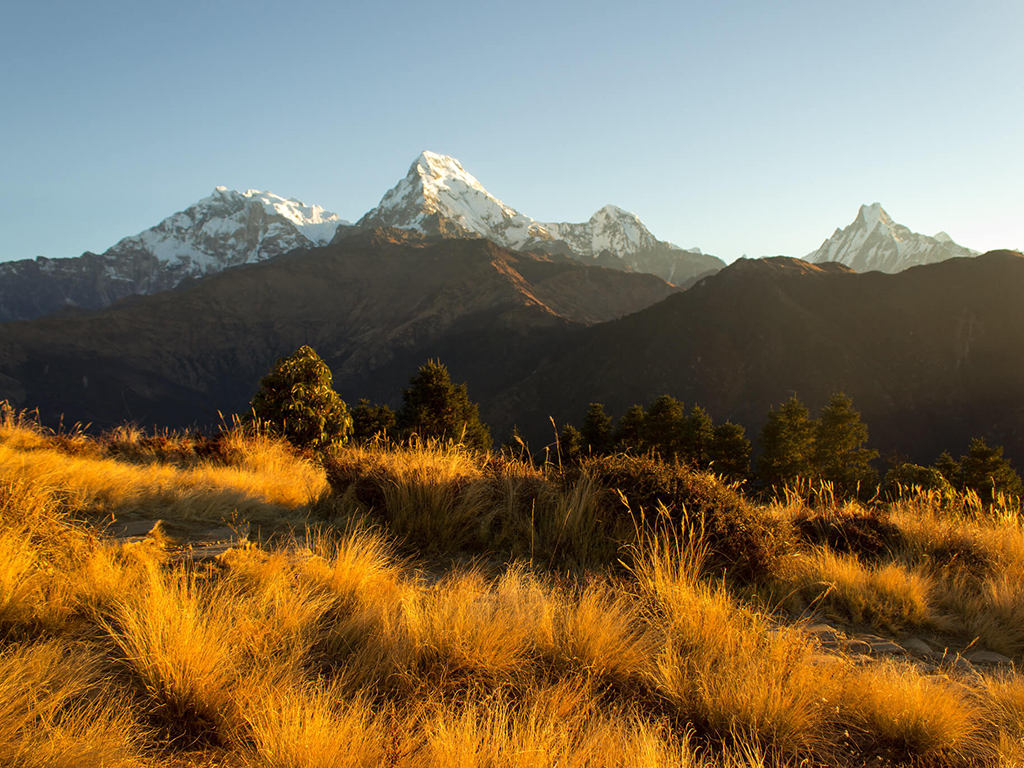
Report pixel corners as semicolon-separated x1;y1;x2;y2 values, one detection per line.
934;451;962;487
614;404;647;451
557;423;584;464
757;396;816;490
709;421;752;482
250;345;352;450
813;393;878;495
959;437;1024;505
397;360;492;451
642;395;686;459
350;399;396;442
581;403;614;454
680;405;715;467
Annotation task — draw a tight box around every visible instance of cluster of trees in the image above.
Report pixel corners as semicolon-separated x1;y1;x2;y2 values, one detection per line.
555;397;751;482
885;439;1024;505
250;348;491;452
251;346;1022;505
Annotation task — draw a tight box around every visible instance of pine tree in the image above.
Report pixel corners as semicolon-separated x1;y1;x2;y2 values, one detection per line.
581;403;613;454
557;423;584;464
397;360;492;451
959;437;1024;505
757;396;816;490
933;451;962;488
813;392;878;495
350;399;396;442
709;421;752;481
250;345;352;450
614;404;647;451
642;395;686;459
680;405;715;467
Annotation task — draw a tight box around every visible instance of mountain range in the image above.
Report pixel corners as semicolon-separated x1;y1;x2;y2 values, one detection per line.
0;152;722;322
0;150;1014;470
3;152;979;325
0;223;1019;467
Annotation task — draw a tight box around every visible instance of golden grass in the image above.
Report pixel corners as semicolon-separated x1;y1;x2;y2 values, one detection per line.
775;547;935;631
0;640;147;767
0;428;326;531
2;429;1024;766
845;661;990;764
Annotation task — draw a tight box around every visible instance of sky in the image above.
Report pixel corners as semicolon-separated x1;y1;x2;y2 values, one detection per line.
1;0;1021;264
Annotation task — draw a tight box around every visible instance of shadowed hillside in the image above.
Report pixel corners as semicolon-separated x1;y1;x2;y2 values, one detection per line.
0;230;678;430
493;251;1024;467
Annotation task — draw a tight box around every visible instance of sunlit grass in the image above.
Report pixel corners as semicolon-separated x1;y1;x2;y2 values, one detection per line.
0;426;1022;766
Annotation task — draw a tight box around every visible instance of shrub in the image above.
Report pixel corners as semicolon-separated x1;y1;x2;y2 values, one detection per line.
250;346;353;451
397;360;492;452
581;454;792;580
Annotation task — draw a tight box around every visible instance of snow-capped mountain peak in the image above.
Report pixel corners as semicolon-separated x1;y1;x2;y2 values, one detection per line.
358;151;724;284
359;151;550;247
106;187;349;272
807;204;977;273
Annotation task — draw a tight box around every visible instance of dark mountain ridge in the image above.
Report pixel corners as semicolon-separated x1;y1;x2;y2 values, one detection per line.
494;251;1024;467
0;230;678;430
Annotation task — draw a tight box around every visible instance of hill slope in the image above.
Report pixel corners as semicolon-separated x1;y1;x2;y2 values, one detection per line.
493;251;1024;466
0;231;678;429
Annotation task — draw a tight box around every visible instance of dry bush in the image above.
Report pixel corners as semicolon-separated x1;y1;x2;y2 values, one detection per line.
791;500;901;559
582;454;792;580
0;640;147;768
630;532;845;759
103;564;241;744
325;440;487;553
843;661;990;764
774;547;935;631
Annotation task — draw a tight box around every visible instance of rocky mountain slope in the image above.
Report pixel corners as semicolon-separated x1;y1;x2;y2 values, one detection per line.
0;230;678;429
0;188;348;321
806;203;977;273
492;250;1024;468
356;151;724;284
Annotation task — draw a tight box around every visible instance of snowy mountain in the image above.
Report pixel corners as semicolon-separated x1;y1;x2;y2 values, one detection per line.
0;188;349;322
355;151;724;284
104;186;348;272
806;203;977;273
0;151;720;322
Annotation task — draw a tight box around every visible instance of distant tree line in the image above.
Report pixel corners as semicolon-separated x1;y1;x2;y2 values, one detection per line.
249;346;1023;506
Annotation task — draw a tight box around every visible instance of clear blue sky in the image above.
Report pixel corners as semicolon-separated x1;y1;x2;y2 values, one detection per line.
2;0;1021;263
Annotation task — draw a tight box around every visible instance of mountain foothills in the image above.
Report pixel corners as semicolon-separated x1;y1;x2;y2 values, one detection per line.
806;202;977;273
496;250;1024;467
0;152;721;322
0;230;678;429
0;226;1020;470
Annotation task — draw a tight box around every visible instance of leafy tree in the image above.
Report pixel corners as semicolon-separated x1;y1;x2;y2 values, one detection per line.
350;399;396;442
757;396;816;490
581;403;614;454
709;421;752;482
250;345;352;450
813;393;878;495
642;395;686;459
614;404;647;451
397;360;492;451
680;405;715;467
959;437;1023;504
